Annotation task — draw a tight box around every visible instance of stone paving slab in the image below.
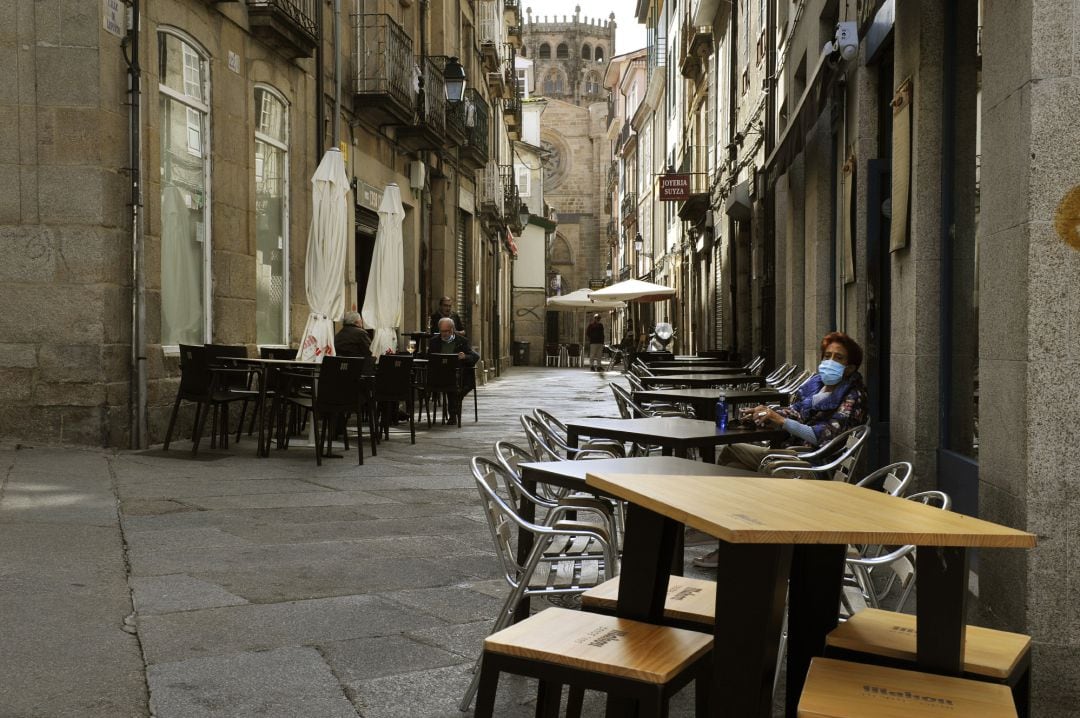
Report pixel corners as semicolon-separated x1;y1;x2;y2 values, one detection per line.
147;646;359;718
130;574;250;615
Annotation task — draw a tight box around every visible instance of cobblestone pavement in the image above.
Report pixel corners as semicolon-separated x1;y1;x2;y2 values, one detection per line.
0;366;745;718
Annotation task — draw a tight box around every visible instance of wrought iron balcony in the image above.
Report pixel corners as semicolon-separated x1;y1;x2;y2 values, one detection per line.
353;14;417;126
616;121;634;154
479;0;504;71
620;192;637;224
459;88;490;170
501;164;523;232
607;160;618;189
246;0;318;58
398;57;447;151
607;219;618;239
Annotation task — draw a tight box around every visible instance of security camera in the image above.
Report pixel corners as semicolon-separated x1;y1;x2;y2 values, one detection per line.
834;21;858;61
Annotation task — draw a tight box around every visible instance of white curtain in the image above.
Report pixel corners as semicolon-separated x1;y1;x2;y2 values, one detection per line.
362;183;406;356
161;185;203;345
297;149;350;362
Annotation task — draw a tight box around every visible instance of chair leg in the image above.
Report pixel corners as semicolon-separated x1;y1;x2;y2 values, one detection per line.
473;658;500;718
209;404;219;449
408;396;415;444
191;401;210;456
313;412;323;466
354;401;365;465
235;399;249;443
368;403;378;458
163;395;183;450
535;681;562;718
474;388;478;423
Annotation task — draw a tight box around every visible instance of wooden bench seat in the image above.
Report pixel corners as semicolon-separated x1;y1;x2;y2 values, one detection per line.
798;656;1017;717
825;608;1030;716
581;575;716;628
476;606;712;717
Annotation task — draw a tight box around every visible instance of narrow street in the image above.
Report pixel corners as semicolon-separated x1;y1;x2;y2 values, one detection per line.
0;367;719;717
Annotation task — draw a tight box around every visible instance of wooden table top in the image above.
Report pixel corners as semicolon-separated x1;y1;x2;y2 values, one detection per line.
521;456;760;483
566;417;785;445
584;473;1037;548
634;387;788;404
639;373;764;387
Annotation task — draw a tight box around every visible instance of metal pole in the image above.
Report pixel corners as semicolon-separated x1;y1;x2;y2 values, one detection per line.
332;0;341;146
128;0;148;448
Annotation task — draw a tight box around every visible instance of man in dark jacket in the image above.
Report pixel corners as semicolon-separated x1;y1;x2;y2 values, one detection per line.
585;313;605;371
428;296;465;336
334;311;372;358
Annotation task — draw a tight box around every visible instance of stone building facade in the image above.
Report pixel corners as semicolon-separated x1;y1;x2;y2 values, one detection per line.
1;0;524;447
522;9;615;345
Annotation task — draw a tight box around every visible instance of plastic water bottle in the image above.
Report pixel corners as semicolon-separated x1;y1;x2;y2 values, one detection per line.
715;396;728;431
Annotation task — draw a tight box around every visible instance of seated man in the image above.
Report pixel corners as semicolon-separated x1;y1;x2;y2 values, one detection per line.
428;318;480;421
334;311;372;358
428;296;465;337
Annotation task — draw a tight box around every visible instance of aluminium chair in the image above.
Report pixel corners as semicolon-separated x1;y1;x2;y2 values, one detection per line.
759;424;871;483
459;456;619;712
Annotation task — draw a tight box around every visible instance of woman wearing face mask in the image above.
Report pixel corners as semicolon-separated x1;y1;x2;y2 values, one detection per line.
713;331;869;474
692;332;869;568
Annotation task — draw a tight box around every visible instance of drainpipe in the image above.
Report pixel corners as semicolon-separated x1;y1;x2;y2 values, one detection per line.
316;0;325;158
938;0;957;451
727;0;739;356
127;0;147;448
332;0;341;146
763;0;776;366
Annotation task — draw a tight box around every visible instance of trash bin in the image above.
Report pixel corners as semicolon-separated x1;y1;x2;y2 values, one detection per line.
512;341;530;366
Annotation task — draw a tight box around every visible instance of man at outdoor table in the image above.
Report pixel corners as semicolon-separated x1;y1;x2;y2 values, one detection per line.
429;318;479;422
334;311;372;358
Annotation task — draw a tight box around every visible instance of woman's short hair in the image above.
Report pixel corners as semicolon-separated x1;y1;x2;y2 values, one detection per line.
820;331;863;368
342;311;362;326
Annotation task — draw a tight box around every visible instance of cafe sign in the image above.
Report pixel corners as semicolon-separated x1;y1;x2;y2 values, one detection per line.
659;173;691;202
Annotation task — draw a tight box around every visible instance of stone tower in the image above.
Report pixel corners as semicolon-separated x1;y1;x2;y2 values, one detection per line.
523;6;615;107
524;8;617;342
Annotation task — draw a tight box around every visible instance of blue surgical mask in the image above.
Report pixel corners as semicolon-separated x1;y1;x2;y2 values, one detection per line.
817;359;846;386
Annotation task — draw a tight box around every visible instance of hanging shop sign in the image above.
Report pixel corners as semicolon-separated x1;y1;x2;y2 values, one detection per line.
658;173;691;202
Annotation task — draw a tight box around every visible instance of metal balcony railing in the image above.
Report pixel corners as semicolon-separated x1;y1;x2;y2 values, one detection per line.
616;121;633;152
462;87;490;164
247;0;318;44
607;219;618;238
354;14;416;119
500;164;521;228
621;192;637;222
417;56;447;136
479;0;504;47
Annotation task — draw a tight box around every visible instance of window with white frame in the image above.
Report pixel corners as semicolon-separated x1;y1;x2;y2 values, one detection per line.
159;31;210;347
254;86;289;346
515;163;531;197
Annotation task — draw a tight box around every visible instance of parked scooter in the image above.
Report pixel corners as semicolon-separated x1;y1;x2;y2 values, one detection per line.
646;322;676;352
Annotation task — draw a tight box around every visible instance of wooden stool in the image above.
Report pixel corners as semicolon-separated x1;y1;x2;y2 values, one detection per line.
798;656;1017;717
474;606;712;718
581;575;716;630
825;608;1031;717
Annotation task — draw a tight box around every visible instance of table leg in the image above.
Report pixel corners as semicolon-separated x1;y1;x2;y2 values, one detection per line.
916;546;969;676
785;544;846;718
663;446;675;457
713;541;792;717
512;478;539;624
255;368;269;457
566;428;579;458
615;504;679;623
701;445;716;463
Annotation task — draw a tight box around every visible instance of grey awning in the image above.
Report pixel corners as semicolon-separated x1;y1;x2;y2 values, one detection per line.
765;48;841;182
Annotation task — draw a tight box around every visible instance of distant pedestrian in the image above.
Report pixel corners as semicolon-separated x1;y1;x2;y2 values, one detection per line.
585;314;605;372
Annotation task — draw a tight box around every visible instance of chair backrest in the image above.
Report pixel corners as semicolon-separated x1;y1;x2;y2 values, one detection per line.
765;363;791;383
764;424;870;482
544;343;561;357
494;440;535;480
425;354;462;392
633;359;654;376
906;489;951;511
609;382;650;419
313;356;370;412
520;414;565;462
472;456;539;585
624;372;644;391
565;343;582;357
855;462;914;497
374;354;414;400
778;369;811;393
204;344;250;389
260;346;297;360
532;408;569;436
823;424;870;482
177;344;213;396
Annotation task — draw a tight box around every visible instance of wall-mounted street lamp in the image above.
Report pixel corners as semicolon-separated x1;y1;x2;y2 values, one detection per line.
444;56;467;103
519;202;531;228
605;264;612;280
633;232;644;254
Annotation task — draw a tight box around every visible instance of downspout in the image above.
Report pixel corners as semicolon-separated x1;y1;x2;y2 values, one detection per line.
127;0;147;448
316;0;325;158
938;0;957;451
727;0;739;356
763;0;776;366
333;0;341;146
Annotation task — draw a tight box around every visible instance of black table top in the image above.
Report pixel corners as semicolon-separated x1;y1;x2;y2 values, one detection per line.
519;455;762;498
633;387;788;405
639;373;763;387
648;360;742;368
646;366;751;375
565;416;785;447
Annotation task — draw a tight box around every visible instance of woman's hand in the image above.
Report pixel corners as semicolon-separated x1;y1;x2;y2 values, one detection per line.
748;405;785;428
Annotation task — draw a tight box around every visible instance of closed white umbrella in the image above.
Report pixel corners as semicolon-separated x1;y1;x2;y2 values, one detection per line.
297;149;350;362
361;183;406;356
589;278;676;303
